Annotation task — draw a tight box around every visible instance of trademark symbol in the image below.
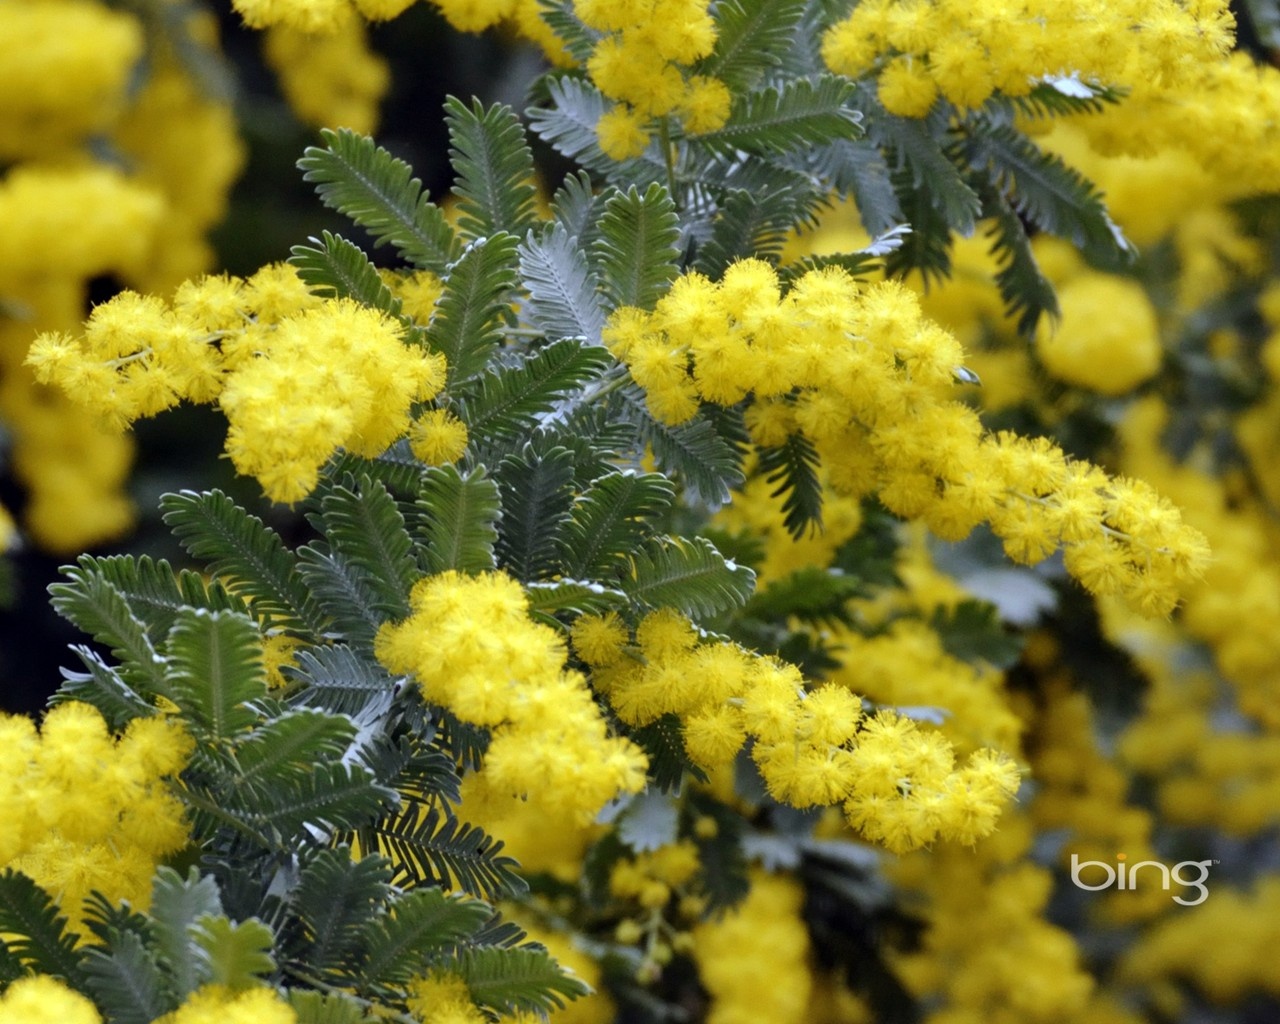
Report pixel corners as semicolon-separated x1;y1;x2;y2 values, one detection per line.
1212;859;1221;865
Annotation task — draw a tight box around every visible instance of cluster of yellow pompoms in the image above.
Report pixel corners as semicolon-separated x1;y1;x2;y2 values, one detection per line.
376;571;649;826
0;703;191;930
605;260;1210;616
27;266;449;504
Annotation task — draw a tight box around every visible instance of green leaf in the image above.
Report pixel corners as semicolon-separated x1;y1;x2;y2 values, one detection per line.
54;645;157;730
883;163;954;286
358;889;493;987
80;928;172;1024
160;490;326;634
524;580;629;624
288;990;380;1024
291;849;392;977
427;232;520;386
628;714;706;792
696;187;808;278
325;442;427;499
559;471;676;579
0;870;84;985
237;709;358;784
528;77;658;180
619;387;745;506
290;231;400;311
318;478;418;621
360;800;526;900
1000;77;1127;120
536;0;600;64
981;186;1060;335
455;944;591;1015
235;762;396;843
927;599;1024;669
48;563;167;696
693;75;861;156
165;608;266;741
962;119;1131;259
190;916;276;991
550;170;605;252
518;221;607;344
757;432;823;539
295;547;385;653
284;644;398;717
624;535;755;618
868;97;980;234
810;137;903;236
150;867;223;998
68;554;248;643
444;96;539;241
494;446;577;581
297;127;459;272
594;184;680;311
456;337;613;446
697;0;807;90
743;566;863;626
417;465;501;574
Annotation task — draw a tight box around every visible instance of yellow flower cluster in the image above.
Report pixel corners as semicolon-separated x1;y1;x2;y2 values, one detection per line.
154;985;297;1024
233;0;413;34
1119;877;1280;1005
0;0;142;160
263;23;390;135
821;0;1234;118
28;268;447;504
578;0;732;159
376;571;649;826
0;975;102;1024
888;816;1099;1024
576;608;1021;853
405;970;484;1024
691;872;812;1024
610;841;701;910
604;260;1210;616
0;703;191;928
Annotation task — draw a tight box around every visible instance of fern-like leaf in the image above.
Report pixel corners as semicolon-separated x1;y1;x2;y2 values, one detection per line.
982;183;1060;334
318;478;418;620
524;580;629;625
295;546;385;653
427;233;520;386
165;608;266;741
696;187;806;278
624;535;755;618
455;944;590;1015
236;709;359;785
357;889;493;988
757;432;823;539
54;646;157;729
325;441;427;498
444;96;539;240
550;170;604;252
494;445;577;581
963;119;1131;258
190;916;276;991
80;929;172;1024
297;128;459;272
48;563;167;696
518;221;607;344
160;490;326;634
149;867;223;999
697;0;807;91
288;990;380;1024
559;471;676;579
234;762;396;844
417;465;501;574
284;644;398;717
594;183;680;311
0;870;85;985
290;849;392;978
869;98;980;234
619;387;744;506
693;75;861;155
456;337;613;446
360;800;526;900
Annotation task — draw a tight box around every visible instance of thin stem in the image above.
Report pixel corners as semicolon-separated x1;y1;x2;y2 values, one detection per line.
658;117;680;209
